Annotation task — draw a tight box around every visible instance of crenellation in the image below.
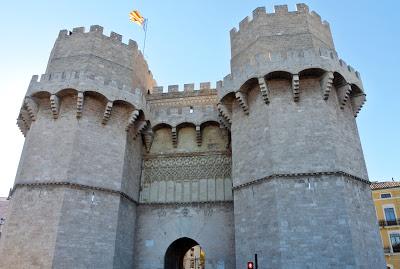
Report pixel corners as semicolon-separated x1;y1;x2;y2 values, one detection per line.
110;31;122;41
184;83;194;92
4;5;383;269
72;26;85;33
153;86;163;94
31;75;39;82
90;25;104;33
310;10;322;23
168;85;179;93
274;4;289;14
252;7;266;22
238;16;250;31
128;39;138;49
229;27;238;39
296;3;309;13
58;29;69;38
200;82;211;90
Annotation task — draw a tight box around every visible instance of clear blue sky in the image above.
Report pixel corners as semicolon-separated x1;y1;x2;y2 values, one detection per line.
0;1;399;196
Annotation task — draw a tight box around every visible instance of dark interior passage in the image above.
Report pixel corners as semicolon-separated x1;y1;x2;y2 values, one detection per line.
164;237;200;269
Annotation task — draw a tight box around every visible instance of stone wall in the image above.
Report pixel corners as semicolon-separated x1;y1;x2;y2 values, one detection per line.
134;203;235;269
47;26;155;91
233;175;384;268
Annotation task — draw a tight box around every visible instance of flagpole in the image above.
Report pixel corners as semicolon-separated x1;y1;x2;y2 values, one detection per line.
143;19;148;57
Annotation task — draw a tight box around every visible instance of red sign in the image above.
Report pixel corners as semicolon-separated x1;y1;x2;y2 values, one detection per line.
247;261;254;269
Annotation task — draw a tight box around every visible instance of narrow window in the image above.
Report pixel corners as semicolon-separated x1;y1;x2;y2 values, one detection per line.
189;106;194;114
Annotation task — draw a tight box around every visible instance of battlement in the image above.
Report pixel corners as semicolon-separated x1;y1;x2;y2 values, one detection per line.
27;70;149;113
219;47;363;101
230;3;334;58
148;82;217;99
58;25;139;50
49;25;156;92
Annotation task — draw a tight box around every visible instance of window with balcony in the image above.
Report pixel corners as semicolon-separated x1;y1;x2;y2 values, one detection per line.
390;233;400;253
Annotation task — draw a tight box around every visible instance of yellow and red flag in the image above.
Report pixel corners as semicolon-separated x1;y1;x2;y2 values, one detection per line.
129;10;146;29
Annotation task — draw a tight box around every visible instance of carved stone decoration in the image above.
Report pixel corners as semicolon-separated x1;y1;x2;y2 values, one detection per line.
157;209;166;217
235;91;249;115
292;74;300;102
320;71;334;100
143;154;231;182
101;101;113;125
126;110;140;131
133;120;147;140
50;94;59;119
196;125;202;146
171;127;177;148
76;91;84;118
142;126;154;153
181;208;189;217
258;76;270;104
217;103;232;124
338;83;352;109
219;114;231;130
23;97;38;121
17;114;28;136
351;93;366;117
204;206;214;217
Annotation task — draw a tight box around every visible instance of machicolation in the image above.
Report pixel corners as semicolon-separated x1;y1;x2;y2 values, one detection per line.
0;3;385;269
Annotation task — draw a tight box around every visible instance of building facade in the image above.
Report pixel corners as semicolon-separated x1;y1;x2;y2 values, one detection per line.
0;3;386;269
372;182;400;269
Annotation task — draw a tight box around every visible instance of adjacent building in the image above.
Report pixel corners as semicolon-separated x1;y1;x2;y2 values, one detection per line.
0;197;9;240
372;182;400;269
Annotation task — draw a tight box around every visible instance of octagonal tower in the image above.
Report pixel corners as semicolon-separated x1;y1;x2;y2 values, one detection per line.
217;4;385;268
0;26;155;268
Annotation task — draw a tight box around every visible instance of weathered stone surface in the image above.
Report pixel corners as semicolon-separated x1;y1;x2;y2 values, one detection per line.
1;3;385;269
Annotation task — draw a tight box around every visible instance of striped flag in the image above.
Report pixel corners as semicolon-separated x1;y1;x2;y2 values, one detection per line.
129;10;147;30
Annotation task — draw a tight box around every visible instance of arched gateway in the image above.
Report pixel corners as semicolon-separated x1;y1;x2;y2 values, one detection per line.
165;237;205;269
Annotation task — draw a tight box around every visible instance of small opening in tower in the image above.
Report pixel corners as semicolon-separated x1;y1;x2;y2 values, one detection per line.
147;89;150;95
189;106;194;114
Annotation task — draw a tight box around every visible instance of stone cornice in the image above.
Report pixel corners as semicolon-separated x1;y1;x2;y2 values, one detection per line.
144;150;231;160
10;182;138;204
233;171;370;190
138;200;233;206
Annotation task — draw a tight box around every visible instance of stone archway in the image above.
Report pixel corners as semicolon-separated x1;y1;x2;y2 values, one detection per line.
164;237;205;269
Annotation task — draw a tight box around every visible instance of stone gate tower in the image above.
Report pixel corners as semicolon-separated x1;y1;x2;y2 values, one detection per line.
0;3;385;269
217;4;385;268
0;26;156;268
